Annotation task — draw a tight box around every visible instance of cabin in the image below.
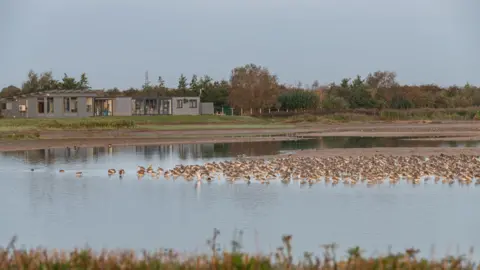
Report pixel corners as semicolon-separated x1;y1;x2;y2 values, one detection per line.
0;91;214;118
131;96;213;115
0;90;130;118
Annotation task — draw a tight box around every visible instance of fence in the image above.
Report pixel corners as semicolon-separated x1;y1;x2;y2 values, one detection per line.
227;107;480;120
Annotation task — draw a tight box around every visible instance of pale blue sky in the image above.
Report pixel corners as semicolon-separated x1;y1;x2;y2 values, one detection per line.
1;0;479;89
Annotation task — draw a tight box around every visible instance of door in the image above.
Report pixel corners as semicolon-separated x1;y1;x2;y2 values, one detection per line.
161;100;170;115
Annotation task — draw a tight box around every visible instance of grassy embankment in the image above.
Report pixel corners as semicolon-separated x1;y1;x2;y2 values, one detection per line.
281;108;480;123
0;235;475;269
1;107;480;140
0;115;295;140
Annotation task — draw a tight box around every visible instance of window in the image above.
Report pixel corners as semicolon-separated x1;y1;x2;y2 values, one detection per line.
189;99;198;108
86;98;93;113
64;97;78;113
1;103;5;110
176;99;183;108
38;98;45;114
46;97;54;113
71;98;78;112
145;99;157;114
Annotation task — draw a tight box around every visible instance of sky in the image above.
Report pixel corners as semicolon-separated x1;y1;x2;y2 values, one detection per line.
1;0;479;89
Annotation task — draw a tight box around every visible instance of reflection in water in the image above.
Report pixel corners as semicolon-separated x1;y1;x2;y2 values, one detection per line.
0;138;480;257
2;137;479;165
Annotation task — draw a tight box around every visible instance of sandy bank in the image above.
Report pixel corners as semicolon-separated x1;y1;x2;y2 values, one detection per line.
286;147;480;158
2;121;480;152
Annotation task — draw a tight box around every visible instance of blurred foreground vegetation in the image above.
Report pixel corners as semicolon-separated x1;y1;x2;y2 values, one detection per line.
0;233;478;269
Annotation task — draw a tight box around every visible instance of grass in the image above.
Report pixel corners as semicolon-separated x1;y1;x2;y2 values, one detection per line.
1;110;479;135
0;132;40;140
0;115;276;132
278;108;480;124
0;233;477;269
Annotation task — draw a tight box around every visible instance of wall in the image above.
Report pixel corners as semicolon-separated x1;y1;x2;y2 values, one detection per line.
200;102;214;115
25;96;93;118
0;99;24;118
114;97;132;116
26;97;37;118
171;97;201;115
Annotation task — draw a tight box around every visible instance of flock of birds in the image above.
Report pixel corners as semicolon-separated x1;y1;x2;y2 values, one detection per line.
59;153;480;187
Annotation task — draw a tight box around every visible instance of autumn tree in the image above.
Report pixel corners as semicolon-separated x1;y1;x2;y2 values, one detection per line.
229;64;279;112
0;85;21;98
366;71;397;89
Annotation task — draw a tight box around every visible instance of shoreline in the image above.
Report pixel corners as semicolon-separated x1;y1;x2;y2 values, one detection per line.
0;136;300;152
2;121;480;153
287;147;480;158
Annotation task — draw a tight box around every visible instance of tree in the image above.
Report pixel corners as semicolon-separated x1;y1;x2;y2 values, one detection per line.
177;74;188;95
229;64;279;111
61;73;78;90
278;89;319;111
366;71;397;89
77;73;90;90
321;96;349;110
157;76;165;88
189;74;200;96
0;85;21;98
198;75;213;96
105;87;121;97
201;79;229;108
347;75;378;108
38;71;60;91
124;87;140;97
21;70;40;93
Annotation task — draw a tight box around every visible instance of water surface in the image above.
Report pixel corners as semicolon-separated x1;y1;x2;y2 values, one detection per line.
1;138;480;258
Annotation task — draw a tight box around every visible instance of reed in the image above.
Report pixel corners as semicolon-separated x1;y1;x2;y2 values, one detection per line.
0;234;477;269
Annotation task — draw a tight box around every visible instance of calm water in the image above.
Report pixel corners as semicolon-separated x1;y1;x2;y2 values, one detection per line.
1;138;480;258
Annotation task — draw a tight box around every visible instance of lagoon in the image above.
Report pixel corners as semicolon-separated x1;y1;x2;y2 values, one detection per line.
1;138;480;258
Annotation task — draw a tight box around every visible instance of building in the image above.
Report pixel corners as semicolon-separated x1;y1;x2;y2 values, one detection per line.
0;90;131;118
0;90;214;118
131;96;214;116
0;97;25;118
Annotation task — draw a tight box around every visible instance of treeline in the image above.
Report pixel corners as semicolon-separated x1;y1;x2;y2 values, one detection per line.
2;65;479;112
